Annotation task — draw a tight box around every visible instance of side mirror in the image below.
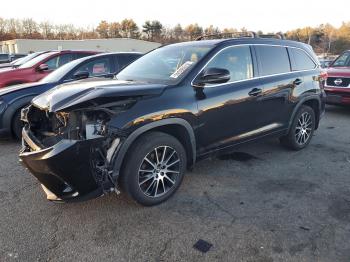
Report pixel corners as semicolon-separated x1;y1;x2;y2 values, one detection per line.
37;64;49;71
73;71;89;80
194;67;230;86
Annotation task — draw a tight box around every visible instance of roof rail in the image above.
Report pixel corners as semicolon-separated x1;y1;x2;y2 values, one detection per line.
195;31;285;41
258;33;285;40
195;31;257;41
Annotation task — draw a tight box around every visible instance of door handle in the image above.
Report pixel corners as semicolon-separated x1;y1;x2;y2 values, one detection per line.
248;88;262;96
293;78;303;85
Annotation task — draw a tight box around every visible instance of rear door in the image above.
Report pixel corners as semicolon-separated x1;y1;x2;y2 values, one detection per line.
254;45;300;130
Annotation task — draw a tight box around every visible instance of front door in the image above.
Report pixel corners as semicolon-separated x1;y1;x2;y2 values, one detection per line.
195;45;265;154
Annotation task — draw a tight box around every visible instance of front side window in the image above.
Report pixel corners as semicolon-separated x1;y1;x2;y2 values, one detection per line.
117;44;213;84
290;48;316;71
203;46;253;83
73;57;112;77
40;58;82;83
256;46;291;76
331;52;350;67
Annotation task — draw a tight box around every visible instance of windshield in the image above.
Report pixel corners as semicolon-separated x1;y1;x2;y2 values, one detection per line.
116;44;213;84
19;52;56;69
12;53;39;66
331;52;350;67
40;58;83;83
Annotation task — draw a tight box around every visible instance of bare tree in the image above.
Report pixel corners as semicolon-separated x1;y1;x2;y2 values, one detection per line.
40;21;54;39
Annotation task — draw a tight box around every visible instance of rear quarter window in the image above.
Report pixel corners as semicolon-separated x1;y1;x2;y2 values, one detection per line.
289;48;316;71
256;45;291;76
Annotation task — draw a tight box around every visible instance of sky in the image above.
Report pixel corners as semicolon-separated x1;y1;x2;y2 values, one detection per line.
0;0;349;32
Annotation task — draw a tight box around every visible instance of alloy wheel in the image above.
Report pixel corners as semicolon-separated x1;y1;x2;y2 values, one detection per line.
138;146;180;198
295;112;312;145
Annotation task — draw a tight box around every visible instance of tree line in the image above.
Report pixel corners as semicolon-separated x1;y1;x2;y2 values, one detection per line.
1;17;349;54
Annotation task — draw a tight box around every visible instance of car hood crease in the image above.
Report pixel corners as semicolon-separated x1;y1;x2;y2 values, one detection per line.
32;79;167;112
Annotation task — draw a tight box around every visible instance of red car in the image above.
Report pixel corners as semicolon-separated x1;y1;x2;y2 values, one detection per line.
324;50;350;105
0;50;98;88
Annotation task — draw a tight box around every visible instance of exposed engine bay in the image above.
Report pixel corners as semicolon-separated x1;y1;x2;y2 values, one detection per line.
20;103;133;199
23;106;110;147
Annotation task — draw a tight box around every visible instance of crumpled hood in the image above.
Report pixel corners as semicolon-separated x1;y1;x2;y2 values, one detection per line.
32;79;167;112
327;67;350;77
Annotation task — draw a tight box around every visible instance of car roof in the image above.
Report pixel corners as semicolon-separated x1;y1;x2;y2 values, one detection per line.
67;51;143;64
183;37;309;49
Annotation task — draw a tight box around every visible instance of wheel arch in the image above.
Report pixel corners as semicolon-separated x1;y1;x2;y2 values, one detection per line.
1;95;36;133
112;118;197;177
288;95;322;132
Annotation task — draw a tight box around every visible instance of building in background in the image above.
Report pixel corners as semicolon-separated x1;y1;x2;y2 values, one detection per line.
0;38;161;54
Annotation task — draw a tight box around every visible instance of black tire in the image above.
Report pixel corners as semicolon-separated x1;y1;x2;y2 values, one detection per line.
280;105;315;150
120;131;187;206
11;110;24;140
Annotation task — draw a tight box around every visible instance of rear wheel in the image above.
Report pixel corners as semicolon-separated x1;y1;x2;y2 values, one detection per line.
280;105;315;150
120;132;187;206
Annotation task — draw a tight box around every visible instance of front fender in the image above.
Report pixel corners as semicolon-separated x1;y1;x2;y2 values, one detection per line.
1;95;37;130
110;118;196;177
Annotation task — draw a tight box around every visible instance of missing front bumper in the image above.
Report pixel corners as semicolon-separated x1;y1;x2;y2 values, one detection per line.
19;128;108;202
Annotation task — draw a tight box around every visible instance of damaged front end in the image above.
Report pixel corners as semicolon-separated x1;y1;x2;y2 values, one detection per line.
19;103;129;202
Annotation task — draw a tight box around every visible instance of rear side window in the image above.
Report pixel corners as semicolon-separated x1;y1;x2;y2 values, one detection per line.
204;46;254;83
290;48;316;71
256;46;290;76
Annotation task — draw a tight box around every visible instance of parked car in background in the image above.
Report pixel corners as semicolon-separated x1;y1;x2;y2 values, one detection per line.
9;53;27;62
319;58;333;68
0;53;10;64
324;50;350;105
0;50;98;88
20;35;325;206
0;52;142;138
0;51;51;70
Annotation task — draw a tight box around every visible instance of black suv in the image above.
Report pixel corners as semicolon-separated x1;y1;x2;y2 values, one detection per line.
20;33;326;206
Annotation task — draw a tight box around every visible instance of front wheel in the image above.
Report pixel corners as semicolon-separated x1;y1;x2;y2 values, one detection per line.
280;105;315;150
120;132;187;206
12;110;24;140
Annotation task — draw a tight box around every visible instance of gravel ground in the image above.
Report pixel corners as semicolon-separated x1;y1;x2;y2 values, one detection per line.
0;105;349;262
